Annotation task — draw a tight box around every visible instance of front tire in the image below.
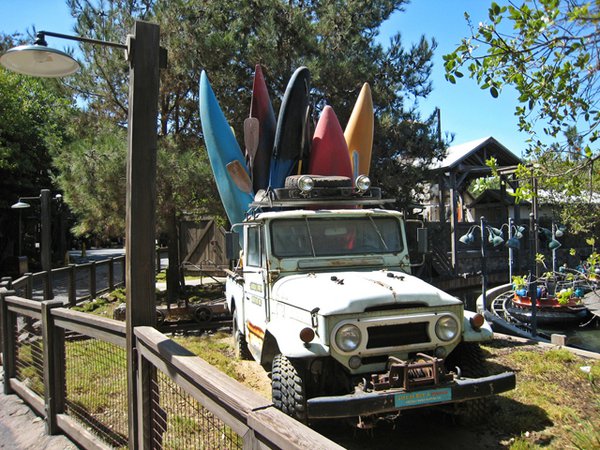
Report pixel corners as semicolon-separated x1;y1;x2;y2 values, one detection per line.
445;342;491;424
271;354;308;423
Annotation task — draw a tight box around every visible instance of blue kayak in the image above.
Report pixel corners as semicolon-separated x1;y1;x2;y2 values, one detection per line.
199;71;254;225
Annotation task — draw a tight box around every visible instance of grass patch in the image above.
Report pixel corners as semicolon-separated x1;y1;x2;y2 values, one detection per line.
481;339;600;449
173;332;238;379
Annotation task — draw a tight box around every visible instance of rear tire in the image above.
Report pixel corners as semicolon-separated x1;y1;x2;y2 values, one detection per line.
232;309;251;360
445;342;490;424
272;354;308;423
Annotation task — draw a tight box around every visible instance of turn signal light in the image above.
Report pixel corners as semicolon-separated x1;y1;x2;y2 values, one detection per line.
300;327;315;343
470;313;485;330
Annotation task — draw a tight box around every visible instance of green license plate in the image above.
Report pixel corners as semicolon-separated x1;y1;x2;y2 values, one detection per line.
394;388;452;407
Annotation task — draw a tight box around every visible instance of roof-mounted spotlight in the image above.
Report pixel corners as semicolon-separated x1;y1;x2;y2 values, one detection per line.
297;175;314;194
355;175;371;193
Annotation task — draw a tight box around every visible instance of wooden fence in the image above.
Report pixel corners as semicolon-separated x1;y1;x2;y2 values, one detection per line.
0;280;341;449
11;256;126;305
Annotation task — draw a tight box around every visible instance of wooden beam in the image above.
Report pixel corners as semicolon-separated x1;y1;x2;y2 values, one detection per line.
124;21;162;450
449;172;458;271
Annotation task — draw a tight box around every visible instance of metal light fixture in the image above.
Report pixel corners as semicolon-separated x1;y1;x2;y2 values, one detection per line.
548;239;561;250
514;225;526;239
487;226;503;237
458;226;476;245
0;32;79;77
488;233;504;247
554;224;565;238
0;31;126;78
11;200;31;209
539;227;561;250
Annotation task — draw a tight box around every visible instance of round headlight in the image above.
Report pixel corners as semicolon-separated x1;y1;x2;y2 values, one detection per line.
335;324;361;352
435;315;459;341
297;175;314;192
355;175;371;192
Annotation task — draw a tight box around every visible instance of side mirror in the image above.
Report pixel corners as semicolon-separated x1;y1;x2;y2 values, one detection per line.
417;227;428;254
225;232;240;261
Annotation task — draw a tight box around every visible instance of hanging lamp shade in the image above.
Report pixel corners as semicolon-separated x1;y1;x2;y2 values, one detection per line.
506;237;521;250
459;231;476;245
11;200;31;209
0;43;79;77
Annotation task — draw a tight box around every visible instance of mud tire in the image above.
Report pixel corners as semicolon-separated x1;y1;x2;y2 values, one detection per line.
232;309;251;360
445;342;491;424
271;354;308;423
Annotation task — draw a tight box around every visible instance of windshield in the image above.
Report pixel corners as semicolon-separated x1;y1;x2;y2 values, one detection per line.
270;217;404;257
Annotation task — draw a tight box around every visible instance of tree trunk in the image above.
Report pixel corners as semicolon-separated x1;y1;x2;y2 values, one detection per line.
166;208;183;304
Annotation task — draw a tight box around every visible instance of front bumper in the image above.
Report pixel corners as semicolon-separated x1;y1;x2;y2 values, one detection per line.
306;371;516;419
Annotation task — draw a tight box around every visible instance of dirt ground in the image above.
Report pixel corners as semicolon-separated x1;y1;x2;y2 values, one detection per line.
222;340;509;449
220;334;598;450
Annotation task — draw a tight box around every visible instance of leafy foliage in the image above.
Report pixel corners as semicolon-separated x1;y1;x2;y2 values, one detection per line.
0;35;75;206
51;0;442;297
444;1;600;232
0;33;76;265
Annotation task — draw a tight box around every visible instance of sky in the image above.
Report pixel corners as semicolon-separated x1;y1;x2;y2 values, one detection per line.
0;0;530;157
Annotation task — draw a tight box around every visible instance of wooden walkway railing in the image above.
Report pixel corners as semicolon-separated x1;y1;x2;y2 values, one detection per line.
10;256;126;305
0;281;341;449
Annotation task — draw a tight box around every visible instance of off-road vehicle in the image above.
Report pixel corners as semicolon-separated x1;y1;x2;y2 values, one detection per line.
225;175;515;426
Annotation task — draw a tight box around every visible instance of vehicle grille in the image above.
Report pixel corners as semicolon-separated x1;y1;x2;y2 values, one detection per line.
366;322;430;349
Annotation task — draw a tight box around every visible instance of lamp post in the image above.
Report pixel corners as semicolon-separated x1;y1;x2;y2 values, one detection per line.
458;216;526;312
538;223;564;274
11;189;59;297
1;22;166;447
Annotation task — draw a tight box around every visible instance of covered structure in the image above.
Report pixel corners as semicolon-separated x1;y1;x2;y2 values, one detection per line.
428;136;523;272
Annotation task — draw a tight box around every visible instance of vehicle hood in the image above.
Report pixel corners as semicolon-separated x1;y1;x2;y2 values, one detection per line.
271;270;462;315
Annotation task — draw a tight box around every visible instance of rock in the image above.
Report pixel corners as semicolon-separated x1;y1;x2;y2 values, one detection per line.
113;303;126;321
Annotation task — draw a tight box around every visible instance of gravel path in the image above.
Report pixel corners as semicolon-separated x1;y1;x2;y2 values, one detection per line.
0;366;77;450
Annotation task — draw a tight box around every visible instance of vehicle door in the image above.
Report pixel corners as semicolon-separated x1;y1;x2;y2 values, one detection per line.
243;224;269;358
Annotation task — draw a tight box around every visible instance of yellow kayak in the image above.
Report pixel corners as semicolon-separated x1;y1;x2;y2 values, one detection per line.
344;82;374;179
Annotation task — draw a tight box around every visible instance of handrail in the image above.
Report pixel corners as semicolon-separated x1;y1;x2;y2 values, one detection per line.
135;326;343;449
0;288;342;449
6;254;126;304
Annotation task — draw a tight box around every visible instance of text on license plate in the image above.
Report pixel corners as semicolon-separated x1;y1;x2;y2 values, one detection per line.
394;388;452;407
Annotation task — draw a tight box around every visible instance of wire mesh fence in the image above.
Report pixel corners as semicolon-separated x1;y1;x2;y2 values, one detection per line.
13;314;45;398
151;370;243;450
64;335;129;448
74;265;91;300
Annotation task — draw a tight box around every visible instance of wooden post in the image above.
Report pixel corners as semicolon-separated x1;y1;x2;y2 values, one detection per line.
1;290;17;394
68;264;76;306
125;21;163;450
25;273;33;299
156;247;161;274
41;299;66;435
109;257;115;291
90;261;97;300
40;189;54;300
43;271;52;300
449;172;458;274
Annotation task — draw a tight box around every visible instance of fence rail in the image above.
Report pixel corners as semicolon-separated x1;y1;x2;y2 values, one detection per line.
0;283;341;449
9;256;126;305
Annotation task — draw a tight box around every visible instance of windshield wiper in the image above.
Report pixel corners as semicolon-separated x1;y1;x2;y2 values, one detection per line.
304;217;316;257
368;216;389;251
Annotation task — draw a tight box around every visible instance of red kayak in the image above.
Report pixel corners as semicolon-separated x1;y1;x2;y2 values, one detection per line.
308;105;353;178
249;65;276;192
